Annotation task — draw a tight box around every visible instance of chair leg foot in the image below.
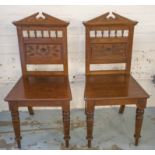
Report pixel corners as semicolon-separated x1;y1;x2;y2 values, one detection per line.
88;140;92;148
17;140;21;149
134;134;141;146
119;105;125;114
28;106;34;115
65;140;69;148
135;139;139;146
16;136;22;149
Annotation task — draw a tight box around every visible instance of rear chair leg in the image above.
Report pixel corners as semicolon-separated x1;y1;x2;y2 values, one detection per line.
28;106;34;115
119;105;125;114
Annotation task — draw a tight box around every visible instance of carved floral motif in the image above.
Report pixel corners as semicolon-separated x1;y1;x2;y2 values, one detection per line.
26;44;62;60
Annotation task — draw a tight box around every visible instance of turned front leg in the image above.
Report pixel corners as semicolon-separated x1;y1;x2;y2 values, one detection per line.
9;104;21;149
86;101;94;148
134;99;147;146
62;102;70;148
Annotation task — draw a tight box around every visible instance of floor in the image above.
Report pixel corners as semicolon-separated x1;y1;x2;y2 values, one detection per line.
0;107;155;150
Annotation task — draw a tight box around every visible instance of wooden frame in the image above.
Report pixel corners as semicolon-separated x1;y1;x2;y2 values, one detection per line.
4;12;72;149
83;12;149;147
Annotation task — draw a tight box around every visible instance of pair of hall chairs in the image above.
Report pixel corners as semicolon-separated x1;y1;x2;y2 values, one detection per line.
4;12;149;149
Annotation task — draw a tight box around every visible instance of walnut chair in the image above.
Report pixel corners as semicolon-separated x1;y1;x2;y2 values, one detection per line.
4;12;72;148
83;12;149;148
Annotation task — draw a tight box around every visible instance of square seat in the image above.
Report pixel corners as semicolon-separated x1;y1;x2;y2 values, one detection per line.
84;74;149;101
5;76;72;102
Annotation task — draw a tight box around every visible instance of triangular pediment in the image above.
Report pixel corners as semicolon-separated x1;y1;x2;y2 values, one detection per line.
83;12;138;26
13;12;69;27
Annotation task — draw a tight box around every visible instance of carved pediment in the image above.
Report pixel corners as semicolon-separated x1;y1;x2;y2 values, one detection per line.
83;12;138;26
13;12;69;27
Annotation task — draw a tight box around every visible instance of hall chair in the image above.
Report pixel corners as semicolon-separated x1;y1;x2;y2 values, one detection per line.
4;12;72;148
83;12;149;147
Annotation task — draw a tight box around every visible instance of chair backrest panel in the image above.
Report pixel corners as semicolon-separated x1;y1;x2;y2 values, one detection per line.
22;27;65;64
84;12;137;75
14;12;69;76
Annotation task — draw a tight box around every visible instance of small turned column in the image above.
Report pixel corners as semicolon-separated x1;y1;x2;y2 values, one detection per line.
86;101;94;148
9;103;22;149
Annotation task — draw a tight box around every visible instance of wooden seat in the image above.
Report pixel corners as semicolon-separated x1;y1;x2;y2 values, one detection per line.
5;76;71;101
85;74;148;100
4;12;72;148
83;12;149;147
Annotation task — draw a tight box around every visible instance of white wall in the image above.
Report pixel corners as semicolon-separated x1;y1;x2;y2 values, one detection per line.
0;6;155;110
